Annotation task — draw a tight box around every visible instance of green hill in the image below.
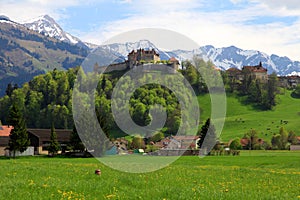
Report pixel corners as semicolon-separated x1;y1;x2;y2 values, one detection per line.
198;90;300;141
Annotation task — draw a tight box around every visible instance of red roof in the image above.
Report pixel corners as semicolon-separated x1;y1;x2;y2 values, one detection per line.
243;66;267;73
0;126;13;137
240;138;249;147
169;57;179;63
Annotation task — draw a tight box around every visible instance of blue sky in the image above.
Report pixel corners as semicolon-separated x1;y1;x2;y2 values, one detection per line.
1;0;300;60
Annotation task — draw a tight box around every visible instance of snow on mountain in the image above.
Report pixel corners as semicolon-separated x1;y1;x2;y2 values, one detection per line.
100;40;300;75
101;40;172;60
171;45;300;76
23;15;83;46
12;13;300;76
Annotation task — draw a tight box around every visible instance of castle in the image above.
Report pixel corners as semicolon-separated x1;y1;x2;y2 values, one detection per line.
95;49;180;73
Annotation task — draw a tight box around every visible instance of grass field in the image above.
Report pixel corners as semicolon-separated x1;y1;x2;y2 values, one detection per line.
198;90;300;141
1;151;300;200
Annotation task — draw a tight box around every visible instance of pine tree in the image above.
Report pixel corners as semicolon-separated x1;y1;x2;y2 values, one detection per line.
197;118;217;150
48;124;60;156
69;125;85;152
7;103;29;158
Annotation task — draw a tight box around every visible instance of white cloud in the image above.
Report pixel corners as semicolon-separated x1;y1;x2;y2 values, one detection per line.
80;1;300;60
0;0;91;22
1;0;300;60
251;0;300;10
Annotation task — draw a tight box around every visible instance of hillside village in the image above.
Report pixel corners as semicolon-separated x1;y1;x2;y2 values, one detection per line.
1;48;300;157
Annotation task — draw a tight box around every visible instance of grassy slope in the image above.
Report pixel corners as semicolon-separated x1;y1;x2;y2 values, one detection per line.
198;90;300;141
0;152;299;199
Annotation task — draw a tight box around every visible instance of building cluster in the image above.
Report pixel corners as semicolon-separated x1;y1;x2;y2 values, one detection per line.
0;125;71;156
226;62;300;88
94;49;180;74
226;62;268;83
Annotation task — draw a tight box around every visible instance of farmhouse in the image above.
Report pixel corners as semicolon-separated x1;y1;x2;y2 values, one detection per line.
27;129;72;155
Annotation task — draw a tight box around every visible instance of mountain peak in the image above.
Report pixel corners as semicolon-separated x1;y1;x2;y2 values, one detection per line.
22;14;82;45
0;15;11;21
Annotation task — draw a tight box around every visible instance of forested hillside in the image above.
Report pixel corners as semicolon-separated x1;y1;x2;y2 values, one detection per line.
1;57;298;143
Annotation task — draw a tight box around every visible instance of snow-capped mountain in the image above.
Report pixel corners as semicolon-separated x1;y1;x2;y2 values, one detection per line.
101;40;172;60
99;40;300;75
8;13;300;76
0;15;19;26
22;15;89;49
167;45;300;76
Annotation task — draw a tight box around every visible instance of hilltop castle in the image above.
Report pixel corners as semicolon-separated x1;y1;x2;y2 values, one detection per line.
95;49;180;73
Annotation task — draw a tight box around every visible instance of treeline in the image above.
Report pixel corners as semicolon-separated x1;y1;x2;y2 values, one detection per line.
229;126;298;150
0;68;77;129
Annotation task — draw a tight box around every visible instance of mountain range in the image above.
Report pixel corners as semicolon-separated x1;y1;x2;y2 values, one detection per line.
0;15;88;96
1;14;300;96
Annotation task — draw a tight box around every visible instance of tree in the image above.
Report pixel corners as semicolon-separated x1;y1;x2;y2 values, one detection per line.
293;84;300;97
69;125;85;152
131;136;145;149
271;127;288;150
229;137;242;150
5;83;13;97
243;129;259;150
271;134;281;150
197;118;217;150
263;73;278;109
48;124;60;156
150;131;165;143
288;131;298;145
7;103;29;158
278;127;288;149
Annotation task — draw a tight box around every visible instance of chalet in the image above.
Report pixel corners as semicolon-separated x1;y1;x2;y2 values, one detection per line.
27;129;72;155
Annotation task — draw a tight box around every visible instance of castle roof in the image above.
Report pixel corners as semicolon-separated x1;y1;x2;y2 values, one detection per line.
128;48;159;56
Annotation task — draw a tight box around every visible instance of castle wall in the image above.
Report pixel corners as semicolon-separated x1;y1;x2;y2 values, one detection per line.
105;62;128;73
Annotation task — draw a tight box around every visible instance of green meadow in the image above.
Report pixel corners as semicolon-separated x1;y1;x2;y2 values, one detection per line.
1;151;300;200
199;90;300;141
